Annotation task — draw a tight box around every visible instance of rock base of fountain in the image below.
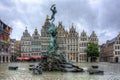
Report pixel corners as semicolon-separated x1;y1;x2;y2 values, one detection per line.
87;65;104;75
39;54;84;72
8;66;18;70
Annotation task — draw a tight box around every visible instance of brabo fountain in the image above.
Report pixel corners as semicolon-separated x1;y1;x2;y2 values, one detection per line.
38;4;84;72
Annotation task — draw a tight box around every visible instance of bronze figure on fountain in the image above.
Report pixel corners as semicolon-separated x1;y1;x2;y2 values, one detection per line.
46;4;58;56
39;4;84;72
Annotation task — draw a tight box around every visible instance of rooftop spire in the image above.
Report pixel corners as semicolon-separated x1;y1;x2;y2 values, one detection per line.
90;31;97;37
81;30;86;36
71;23;75;30
26;26;27;30
72;23;74;27
34;27;38;35
25;26;28;32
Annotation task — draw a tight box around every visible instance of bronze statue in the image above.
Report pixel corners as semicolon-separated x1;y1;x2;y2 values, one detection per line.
46;23;58;55
48;4;57;23
47;4;58;55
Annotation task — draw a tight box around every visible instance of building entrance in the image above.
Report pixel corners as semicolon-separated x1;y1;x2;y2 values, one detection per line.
115;57;119;63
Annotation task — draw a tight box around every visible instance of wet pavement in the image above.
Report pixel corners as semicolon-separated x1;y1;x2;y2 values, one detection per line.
0;62;120;80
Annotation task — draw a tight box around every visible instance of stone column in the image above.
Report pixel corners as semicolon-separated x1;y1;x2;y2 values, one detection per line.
4;56;6;63
1;56;3;63
8;56;10;62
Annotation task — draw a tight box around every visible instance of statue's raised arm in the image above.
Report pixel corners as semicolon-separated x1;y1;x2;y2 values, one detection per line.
50;4;55;10
48;4;57;23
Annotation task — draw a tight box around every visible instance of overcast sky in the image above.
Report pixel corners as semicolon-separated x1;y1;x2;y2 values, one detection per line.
0;0;120;44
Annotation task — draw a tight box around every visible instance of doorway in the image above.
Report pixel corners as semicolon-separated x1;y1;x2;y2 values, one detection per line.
115;57;119;63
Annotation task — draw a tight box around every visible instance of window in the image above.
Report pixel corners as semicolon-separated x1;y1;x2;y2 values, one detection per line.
29;42;30;45
115;51;117;55
22;47;24;51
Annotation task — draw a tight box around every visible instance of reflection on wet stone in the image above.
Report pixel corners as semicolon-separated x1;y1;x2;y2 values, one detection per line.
0;62;120;80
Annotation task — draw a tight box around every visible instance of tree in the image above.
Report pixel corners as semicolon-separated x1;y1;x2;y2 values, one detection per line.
85;42;99;62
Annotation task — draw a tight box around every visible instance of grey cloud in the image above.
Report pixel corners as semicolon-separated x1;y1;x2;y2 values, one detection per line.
0;0;120;45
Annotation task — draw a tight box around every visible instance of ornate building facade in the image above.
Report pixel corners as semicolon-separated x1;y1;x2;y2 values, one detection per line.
100;32;120;63
0;20;12;63
40;16;50;54
66;24;78;62
78;31;98;62
89;31;98;44
21;27;31;56
78;30;89;62
113;33;120;62
31;28;41;56
57;22;67;53
20;16;99;62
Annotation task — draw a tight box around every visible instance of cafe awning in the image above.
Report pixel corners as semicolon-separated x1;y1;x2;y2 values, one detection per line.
30;56;41;59
16;56;30;61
